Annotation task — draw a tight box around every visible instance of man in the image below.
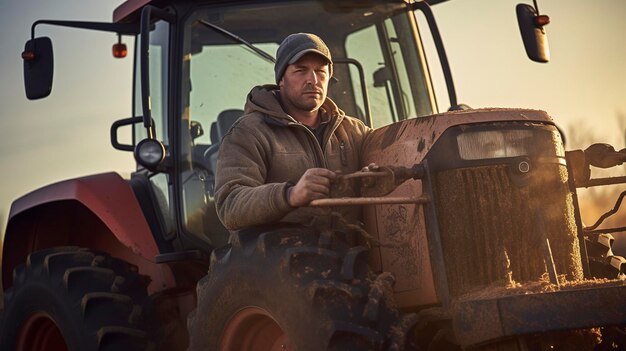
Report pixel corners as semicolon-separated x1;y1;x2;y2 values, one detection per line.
215;33;372;230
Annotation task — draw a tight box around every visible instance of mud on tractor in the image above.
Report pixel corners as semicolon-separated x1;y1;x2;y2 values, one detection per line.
3;0;626;350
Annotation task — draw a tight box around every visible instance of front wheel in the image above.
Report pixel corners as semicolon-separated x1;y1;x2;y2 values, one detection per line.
0;247;154;351
187;228;416;351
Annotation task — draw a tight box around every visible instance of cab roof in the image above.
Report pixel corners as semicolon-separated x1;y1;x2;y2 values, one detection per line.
114;0;158;23
113;0;448;23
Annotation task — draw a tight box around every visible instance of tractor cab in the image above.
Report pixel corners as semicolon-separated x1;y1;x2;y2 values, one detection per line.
155;1;439;249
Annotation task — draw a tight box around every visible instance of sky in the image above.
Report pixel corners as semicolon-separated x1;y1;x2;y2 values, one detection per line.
1;0;625;242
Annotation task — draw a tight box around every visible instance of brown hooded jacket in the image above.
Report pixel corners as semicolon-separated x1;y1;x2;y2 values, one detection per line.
215;85;372;230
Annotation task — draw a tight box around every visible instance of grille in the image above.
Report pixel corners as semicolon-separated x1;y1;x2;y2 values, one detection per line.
435;164;583;297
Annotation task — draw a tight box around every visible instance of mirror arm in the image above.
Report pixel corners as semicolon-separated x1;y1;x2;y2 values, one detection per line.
139;6;174;135
532;0;541;14
111;116;143;151
30;20;139;40
411;1;459;110
140;7;153;133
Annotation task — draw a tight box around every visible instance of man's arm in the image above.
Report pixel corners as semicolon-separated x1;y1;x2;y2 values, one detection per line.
214;123;293;230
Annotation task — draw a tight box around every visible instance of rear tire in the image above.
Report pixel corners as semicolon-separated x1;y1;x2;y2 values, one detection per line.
0;247;154;351
187;227;415;351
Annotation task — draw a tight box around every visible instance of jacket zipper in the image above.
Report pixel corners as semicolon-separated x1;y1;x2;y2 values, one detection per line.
288;113;344;169
288;122;327;168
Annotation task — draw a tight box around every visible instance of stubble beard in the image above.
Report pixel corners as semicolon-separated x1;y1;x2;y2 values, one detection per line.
288;89;325;113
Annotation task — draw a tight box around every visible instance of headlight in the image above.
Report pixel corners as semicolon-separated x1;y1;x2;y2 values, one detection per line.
135;138;165;169
457;128;564;160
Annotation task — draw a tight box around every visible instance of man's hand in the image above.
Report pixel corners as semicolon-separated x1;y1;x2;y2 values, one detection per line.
287;168;337;207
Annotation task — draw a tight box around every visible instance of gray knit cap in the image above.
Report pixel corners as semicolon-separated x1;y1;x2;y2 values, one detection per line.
275;33;333;83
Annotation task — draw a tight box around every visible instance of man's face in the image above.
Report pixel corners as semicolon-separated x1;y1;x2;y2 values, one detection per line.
279;53;330;114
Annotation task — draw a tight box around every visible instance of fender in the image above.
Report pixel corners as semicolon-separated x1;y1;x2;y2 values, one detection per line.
2;172;173;292
8;172;158;259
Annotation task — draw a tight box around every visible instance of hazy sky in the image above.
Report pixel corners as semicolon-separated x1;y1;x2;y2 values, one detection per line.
1;0;625;236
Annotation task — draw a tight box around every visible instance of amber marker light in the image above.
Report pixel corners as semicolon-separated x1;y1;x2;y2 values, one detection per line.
112;35;127;58
21;51;35;61
535;14;550;27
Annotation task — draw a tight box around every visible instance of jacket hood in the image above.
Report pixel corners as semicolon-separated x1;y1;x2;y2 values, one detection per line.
245;84;344;125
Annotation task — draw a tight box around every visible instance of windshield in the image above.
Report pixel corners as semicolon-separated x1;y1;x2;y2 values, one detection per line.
181;0;435;136
178;0;436;243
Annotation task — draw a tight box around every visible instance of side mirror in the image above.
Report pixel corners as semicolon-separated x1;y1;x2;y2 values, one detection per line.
22;37;54;99
373;66;392;88
190;120;204;140
516;3;550;63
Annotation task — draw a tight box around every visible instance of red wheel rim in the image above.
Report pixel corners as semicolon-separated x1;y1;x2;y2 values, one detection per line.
220;307;293;351
16;312;68;351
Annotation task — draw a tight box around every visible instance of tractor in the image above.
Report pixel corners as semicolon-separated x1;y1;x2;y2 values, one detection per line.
2;0;626;350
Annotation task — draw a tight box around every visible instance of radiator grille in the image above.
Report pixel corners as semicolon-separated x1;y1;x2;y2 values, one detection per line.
435;164;583;297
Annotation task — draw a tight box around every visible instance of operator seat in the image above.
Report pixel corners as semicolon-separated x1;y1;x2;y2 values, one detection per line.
205;109;244;195
213;109;243;143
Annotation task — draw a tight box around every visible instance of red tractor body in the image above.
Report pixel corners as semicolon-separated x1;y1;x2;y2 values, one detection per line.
3;1;626;350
